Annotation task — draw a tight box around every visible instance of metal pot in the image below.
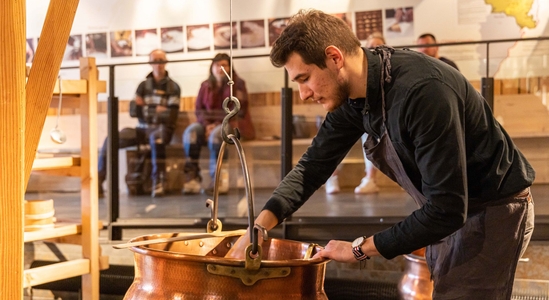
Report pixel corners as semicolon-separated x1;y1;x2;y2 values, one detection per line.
124;233;329;299
398;248;433;300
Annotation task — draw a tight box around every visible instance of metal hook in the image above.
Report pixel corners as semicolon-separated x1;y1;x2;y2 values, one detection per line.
221;96;241;144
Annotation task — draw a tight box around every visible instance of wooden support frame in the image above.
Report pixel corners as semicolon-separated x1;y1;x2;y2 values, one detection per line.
0;1;26;299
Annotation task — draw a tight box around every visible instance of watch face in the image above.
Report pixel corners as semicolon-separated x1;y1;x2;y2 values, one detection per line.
352;236;365;248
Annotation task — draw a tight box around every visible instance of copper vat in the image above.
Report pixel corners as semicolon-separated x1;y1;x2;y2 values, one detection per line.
123;104;329;299
398;248;433;300
123;233;329;299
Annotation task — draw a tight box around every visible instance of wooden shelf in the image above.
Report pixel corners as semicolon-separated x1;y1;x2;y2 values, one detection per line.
24;222;82;242
24;57;105;299
24;259;90;288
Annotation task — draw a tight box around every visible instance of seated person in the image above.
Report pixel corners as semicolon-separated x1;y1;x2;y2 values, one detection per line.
326;32;385;194
98;49;181;197
416;33;459;70
182;53;255;195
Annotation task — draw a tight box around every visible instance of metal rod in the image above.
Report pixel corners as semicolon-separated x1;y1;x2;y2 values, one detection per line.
107;65;121;241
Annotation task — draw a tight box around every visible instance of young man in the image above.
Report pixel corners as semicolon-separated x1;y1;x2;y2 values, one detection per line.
228;9;535;299
98;49;181;197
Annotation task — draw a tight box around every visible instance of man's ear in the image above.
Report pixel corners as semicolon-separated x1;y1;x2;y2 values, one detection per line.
325;46;344;69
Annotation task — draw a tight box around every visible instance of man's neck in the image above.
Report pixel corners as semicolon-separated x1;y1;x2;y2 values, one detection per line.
347;49;368;99
153;72;166;82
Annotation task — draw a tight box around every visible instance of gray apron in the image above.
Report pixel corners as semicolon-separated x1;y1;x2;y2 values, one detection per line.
363;47;534;299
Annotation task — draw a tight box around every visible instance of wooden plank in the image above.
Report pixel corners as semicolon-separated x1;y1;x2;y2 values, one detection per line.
24;223;82;243
31;156;80;171
23;259;90;288
51;78;106;95
79;57;101;300
0;0;26;298
24;0;80;190
52;79;87;95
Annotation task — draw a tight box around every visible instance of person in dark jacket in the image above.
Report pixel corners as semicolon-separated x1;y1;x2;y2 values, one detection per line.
98;49;180;198
417;33;459;71
227;9;534;299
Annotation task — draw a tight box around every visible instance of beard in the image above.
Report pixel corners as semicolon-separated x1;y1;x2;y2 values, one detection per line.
327;79;350;112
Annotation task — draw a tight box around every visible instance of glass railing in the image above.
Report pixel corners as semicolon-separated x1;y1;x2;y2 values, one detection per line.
54;37;548;239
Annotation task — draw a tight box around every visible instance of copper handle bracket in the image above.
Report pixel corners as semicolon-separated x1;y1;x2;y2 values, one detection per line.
206;264;291;286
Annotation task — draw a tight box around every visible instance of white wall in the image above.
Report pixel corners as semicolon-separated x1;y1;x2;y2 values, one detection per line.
26;0;549;102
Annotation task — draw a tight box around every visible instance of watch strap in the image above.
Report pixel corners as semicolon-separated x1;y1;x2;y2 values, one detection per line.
352;245;370;261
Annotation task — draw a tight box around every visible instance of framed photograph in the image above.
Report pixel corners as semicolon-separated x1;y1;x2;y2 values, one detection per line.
213;22;238;50
331;12;352;29
161;26;184;53
110;30;133;57
187;24;211;52
63;34;83;61
135;28;159;56
355;10;383;41
241;20;266;49
86;33;108;58
385;7;414;39
268;17;289;46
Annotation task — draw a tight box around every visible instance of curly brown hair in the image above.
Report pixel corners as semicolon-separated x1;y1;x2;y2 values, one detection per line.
270;9;361;69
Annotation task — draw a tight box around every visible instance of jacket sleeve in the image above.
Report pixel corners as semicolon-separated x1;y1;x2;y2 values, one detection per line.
195;82;207;126
262;107;364;223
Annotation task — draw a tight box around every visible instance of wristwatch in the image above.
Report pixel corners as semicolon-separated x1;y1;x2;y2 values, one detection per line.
351;236;370;261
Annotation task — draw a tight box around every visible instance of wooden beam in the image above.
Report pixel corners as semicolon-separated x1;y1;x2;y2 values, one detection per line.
23;259;90;288
0;0;26;299
79;57;101;300
24;0;80;189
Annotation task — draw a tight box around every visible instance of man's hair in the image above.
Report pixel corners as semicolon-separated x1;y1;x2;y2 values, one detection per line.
366;32;386;44
418;33;437;43
148;49;167;63
270;9;361;69
207;52;239;91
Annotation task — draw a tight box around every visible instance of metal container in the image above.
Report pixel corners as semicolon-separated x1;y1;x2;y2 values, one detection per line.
398;248;433;300
123;98;329;299
124;233;328;299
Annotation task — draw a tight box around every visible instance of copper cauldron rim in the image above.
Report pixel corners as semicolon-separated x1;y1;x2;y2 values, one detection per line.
128;235;330;267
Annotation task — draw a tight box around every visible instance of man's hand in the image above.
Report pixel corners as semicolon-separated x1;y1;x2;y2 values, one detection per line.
312;236;379;262
312;240;356;262
205;123;217;139
135;96;145;106
155;105;167;113
225;210;278;259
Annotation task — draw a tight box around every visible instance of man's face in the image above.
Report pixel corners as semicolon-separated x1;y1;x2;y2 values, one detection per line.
149;51;167;76
417;36;438;58
285;52;349;112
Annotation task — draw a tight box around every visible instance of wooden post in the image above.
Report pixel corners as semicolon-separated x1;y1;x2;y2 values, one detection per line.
79;57;101;300
24;0;80;189
0;0;26;299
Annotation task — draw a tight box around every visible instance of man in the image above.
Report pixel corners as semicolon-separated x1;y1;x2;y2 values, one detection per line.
228;10;534;299
98;49;181;197
417;33;459;70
